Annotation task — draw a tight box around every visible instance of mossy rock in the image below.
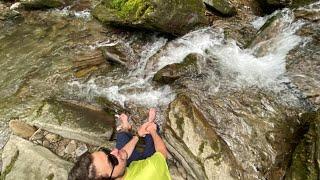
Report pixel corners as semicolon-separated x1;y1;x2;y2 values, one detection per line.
285;110;320;180
153;53;201;84
165;94;237;179
92;0;208;35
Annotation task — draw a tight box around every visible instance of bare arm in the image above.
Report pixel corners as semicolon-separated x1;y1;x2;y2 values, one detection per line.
121;136;139;159
147;123;168;158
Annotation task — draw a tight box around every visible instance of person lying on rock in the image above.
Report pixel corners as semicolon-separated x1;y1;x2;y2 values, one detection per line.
68;108;171;180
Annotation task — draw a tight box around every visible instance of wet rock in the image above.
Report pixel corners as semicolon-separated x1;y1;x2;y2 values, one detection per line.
73;49;110;78
92;0;208;35
0;3;21;20
294;2;320;21
285;110;320;179
20;0;65;9
30;99;114;146
165;94;239;180
1;135;73;180
8;120;37;139
247;10;293;57
286;19;320;107
99;42;137;68
203;0;236;16
153;53;201;84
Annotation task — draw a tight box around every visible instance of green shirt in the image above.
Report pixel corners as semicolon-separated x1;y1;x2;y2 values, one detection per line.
124;152;171;180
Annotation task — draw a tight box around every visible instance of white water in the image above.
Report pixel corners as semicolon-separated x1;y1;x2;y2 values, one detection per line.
68;8;307;107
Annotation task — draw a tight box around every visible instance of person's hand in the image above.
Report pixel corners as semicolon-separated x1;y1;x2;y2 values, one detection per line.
146;122;157;134
137;122;151;137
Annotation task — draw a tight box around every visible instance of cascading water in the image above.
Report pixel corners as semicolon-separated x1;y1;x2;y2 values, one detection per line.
68;8;307;109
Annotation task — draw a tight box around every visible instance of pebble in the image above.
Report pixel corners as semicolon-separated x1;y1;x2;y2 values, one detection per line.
64;140;77;155
45;133;60;143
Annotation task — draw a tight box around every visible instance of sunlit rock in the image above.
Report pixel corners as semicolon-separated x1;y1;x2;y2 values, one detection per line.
30;99;114;146
1;135;72;180
92;0;208;35
9;120;37;139
165;94;239;180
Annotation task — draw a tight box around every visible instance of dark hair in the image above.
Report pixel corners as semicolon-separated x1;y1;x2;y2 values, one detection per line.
68;152;96;180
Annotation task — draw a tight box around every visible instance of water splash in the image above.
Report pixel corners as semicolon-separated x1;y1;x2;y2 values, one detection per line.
68;35;173;107
68;8;307;108
50;6;92;20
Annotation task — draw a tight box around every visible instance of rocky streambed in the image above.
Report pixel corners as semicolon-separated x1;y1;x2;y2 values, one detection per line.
0;0;319;179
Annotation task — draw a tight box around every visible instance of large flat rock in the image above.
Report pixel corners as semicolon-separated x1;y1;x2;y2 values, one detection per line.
31;99;114;146
1;135;73;180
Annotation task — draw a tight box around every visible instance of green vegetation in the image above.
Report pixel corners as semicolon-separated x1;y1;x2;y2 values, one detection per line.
110;0;154;19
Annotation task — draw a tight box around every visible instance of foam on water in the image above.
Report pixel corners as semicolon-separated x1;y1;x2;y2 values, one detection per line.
50;6;92;20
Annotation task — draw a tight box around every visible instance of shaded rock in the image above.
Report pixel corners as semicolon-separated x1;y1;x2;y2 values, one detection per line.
99;42;137;68
9;120;37;139
257;0;318;11
30;99;114;146
92;0;208;35
153;53;201;84
165;94;240;180
203;0;236;16
1;135;73;180
20;0;65;9
285;110;320;179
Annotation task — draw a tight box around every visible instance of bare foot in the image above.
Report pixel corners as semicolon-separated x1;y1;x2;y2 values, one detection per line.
119;113;131;132
147;108;156;123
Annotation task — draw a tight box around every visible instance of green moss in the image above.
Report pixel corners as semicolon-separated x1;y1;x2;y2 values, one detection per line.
110;0;154;19
0;151;19;180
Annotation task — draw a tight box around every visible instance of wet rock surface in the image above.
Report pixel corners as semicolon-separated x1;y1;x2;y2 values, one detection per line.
153;53;201;84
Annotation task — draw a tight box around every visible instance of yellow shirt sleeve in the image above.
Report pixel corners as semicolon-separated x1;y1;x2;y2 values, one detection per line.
124;152;172;180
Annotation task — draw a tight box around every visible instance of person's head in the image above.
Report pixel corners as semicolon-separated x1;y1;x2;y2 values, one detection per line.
68;148;128;180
